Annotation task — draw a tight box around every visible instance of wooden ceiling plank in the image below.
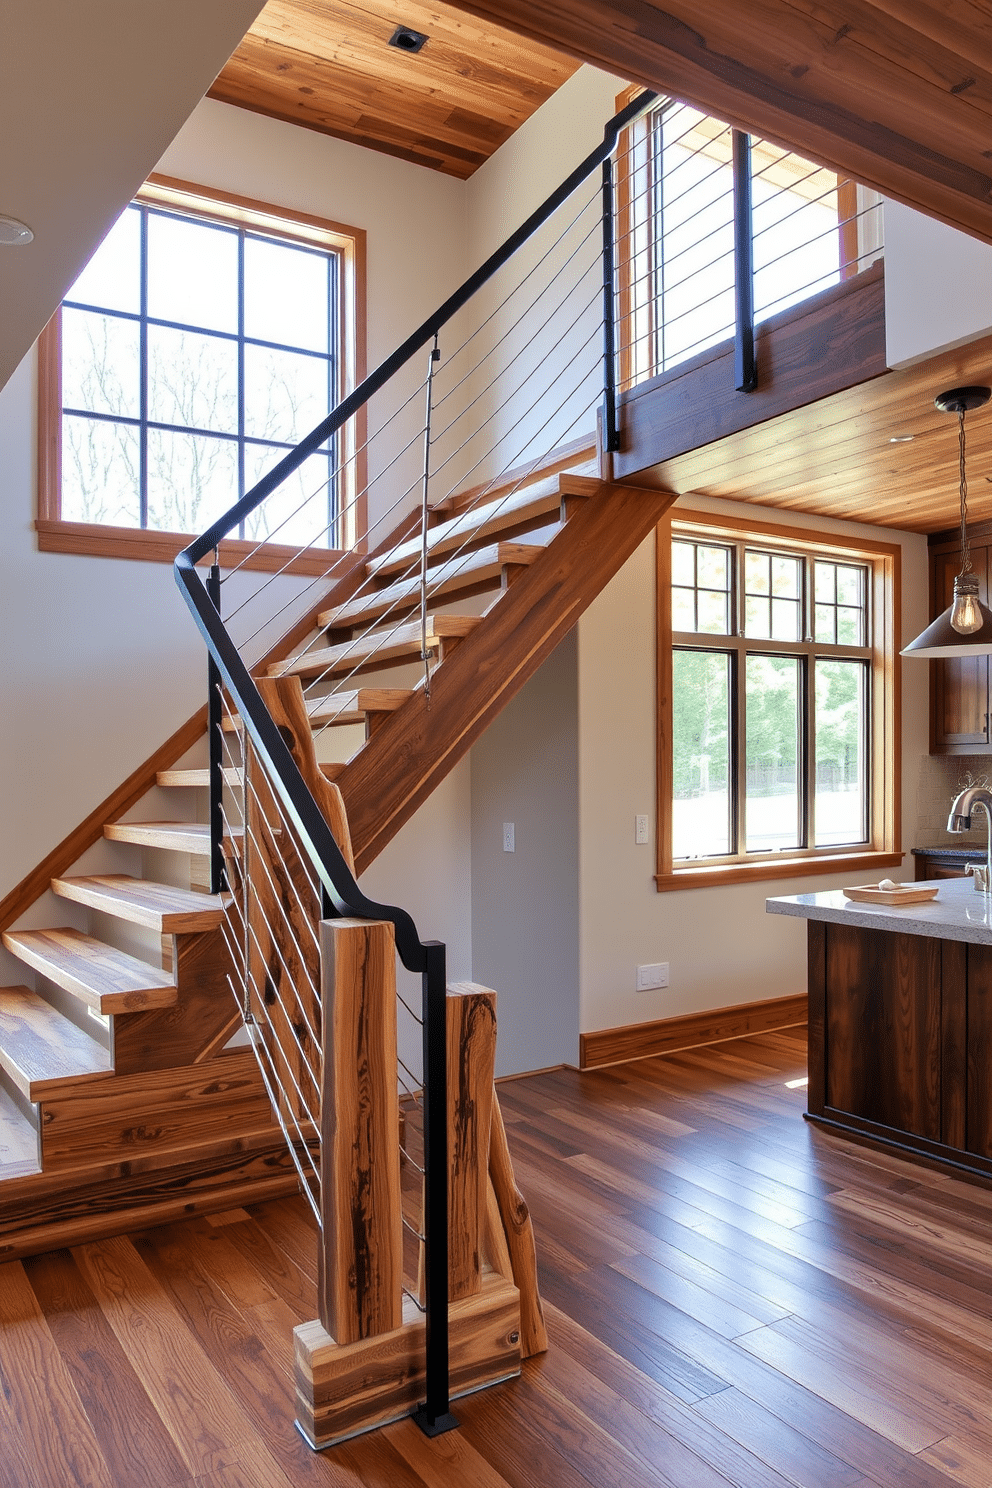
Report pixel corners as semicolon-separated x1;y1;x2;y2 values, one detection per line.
244;15;559;118
853;0;992;63
443;0;992;242
265;0;576;86
212;0;579;175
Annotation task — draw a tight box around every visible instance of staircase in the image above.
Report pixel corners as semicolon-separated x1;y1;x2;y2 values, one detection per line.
0;87;665;1438
0;769;297;1260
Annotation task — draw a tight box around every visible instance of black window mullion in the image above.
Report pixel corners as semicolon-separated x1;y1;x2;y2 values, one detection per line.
139;205;148;529
238;228;246;541
328;250;336;545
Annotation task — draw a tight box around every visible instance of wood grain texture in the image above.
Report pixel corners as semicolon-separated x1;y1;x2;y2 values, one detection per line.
110;927;242;1075
0;1132;299;1262
103;820;212;856
446;982;497;1302
1;927;178;1015
0;985;111;1100
210;0;579;178
257;676;356;874
0;708;206;933
268;614;482;682
615;262;887;482
318;917;402;1344
10;1030;992;1483
824;923;941;1140
295;1272;521;1447
444;0;992;243
625;321;992;535
580;993;809;1069
488;1092;548;1358
342;479;678;873
50;874;226;933
318;539;544;630
38;1049;278;1174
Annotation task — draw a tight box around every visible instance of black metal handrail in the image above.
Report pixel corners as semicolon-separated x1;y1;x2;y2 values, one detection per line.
174;85;657;1437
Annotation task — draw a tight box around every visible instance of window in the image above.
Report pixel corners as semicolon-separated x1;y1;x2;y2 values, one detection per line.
37;177;366;573
615;93;883;391
657;510;901;890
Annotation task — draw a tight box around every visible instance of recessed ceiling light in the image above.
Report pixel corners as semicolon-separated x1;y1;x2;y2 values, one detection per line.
0;214;33;246
888;434;914;443
388;24;429;52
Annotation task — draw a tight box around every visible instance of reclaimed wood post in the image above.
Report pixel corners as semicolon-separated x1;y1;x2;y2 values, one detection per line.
488;1093;548;1357
446;982;497;1302
319;917;403;1343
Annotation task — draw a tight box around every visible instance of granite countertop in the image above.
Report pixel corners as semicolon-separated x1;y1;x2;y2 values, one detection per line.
911;845;985;858
766;874;992;946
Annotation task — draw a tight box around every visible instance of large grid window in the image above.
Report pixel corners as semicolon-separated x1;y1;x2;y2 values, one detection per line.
38;178;365;570
658;513;900;889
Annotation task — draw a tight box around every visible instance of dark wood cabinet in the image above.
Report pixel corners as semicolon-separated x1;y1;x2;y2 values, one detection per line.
929;532;992;752
913;848;983;881
807;920;992;1170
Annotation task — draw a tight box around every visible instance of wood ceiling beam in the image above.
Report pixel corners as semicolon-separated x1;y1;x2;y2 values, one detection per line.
444;0;992;243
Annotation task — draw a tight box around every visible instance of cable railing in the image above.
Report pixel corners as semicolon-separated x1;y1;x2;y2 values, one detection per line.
174;85;658;1442
613;98;884;393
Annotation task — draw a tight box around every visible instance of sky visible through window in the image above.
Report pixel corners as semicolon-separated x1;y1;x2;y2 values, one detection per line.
60;201;339;547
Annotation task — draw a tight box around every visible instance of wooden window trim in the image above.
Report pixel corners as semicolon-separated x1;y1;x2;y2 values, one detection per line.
656;506;902;891
37;175;368;572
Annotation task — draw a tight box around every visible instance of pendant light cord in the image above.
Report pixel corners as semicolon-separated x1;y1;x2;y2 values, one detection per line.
959;405;972;575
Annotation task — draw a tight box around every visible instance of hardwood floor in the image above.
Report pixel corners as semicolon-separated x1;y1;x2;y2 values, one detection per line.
3;1026;992;1486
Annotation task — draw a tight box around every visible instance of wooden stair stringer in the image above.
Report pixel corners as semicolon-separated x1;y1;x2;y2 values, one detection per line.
339;479;679;874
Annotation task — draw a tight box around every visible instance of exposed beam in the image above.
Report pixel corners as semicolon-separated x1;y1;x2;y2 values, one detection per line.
445;0;992;244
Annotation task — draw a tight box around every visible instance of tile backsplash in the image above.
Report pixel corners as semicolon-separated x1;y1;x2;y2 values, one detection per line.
916;754;992;847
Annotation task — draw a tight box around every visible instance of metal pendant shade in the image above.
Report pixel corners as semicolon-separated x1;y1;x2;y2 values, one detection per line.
902;385;992;658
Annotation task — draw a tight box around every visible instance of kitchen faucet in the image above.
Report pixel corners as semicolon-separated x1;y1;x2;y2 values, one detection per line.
948;785;992;892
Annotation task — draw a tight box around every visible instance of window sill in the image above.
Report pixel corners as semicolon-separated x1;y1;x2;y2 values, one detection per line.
36;520;354;576
655;850;903;892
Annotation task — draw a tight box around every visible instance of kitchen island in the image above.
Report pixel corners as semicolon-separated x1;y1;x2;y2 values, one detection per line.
767;877;992;1179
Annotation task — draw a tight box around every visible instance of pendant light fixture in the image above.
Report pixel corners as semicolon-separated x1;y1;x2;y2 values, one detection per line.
902;385;992;658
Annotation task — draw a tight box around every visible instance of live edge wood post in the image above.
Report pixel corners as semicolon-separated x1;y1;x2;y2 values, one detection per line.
318;917;402;1344
446;983;497;1302
294;966;525;1449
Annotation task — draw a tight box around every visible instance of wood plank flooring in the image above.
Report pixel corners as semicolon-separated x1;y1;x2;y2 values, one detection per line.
3;1027;992;1485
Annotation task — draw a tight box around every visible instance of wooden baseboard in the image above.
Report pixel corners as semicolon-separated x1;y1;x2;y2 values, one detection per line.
578;994;808;1070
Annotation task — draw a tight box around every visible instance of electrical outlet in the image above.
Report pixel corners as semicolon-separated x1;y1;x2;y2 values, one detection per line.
635;962;669;992
502;821;515;853
635;814;649;844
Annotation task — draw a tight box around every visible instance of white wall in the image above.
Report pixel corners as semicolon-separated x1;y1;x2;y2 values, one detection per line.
0;99;469;902
471;632;580;1074
576;498;931;1037
885;198;992;368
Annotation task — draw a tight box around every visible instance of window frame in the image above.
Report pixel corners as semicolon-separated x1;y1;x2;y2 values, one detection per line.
614;85;880;397
37;175;367;575
656;507;902;891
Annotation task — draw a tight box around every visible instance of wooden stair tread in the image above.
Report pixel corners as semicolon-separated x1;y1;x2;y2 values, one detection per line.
51;875;226;933
268;616;480;682
0;985;112;1099
305;689;411;728
1;929;178;1014
157;767;243;788
317;541;546;631
104;821;212;855
367;476;569;579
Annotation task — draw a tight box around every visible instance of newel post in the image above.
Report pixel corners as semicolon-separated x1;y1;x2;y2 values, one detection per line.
318;917;403;1343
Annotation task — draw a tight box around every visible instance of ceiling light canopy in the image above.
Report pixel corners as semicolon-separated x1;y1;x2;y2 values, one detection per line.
903;385;992;658
0;215;33;246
